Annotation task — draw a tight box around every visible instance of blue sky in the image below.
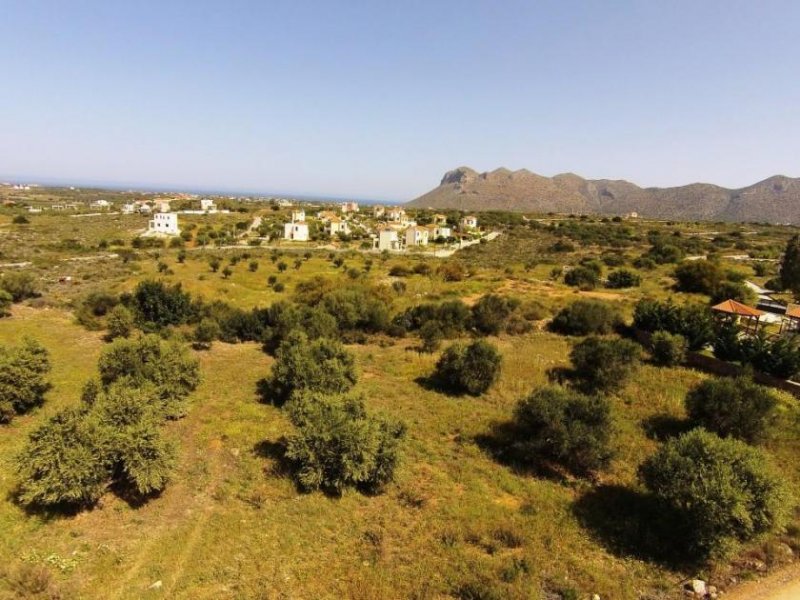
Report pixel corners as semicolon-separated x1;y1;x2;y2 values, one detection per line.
2;1;799;201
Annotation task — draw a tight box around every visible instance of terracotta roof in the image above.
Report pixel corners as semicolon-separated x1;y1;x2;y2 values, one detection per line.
786;304;800;319
711;299;765;318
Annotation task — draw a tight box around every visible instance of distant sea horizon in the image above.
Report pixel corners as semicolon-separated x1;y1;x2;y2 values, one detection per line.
0;174;400;206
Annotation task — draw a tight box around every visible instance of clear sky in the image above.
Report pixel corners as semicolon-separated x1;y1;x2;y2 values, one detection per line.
2;1;799;201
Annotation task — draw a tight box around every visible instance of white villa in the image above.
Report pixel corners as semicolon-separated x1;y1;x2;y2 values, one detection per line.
284;221;309;241
433;213;448;225
139;204;152;214
405;225;429;247
373;205;385;218
316;210;338;223
121;203;136;215
292;209;306;223
341;201;359;213
90;199;111;209
327;217;351;236
200;198;216;212
375;228;401;251
460;215;478;230
387;207;407;223
430;224;452;240
148;212;180;236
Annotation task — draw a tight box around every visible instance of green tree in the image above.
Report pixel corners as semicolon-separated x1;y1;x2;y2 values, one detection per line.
639;429;790;559
0;271;38;302
686;376;777;444
131;280;193;328
569;336;640;393
16;407;110;507
267;331;357;404
0;338;51;423
780;234;800;296
0;289;13;317
550;299;621;336
471;294;518;335
649;330;687;366
193;318;221;350
209;257;221;272
284;392;405;494
511;386;613;476
97;335;200;419
105;305;134;340
433;340;502;396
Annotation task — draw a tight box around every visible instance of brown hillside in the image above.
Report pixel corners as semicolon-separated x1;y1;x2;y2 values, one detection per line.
408;167;800;224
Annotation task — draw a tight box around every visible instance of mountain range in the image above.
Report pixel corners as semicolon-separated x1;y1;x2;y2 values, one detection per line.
407;167;800;224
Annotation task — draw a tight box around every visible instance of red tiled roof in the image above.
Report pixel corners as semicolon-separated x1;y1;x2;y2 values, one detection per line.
711;299;765;318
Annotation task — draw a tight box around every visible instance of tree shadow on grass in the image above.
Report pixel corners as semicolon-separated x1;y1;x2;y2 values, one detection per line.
573;484;701;571
641;414;694;441
413;375;466;398
252;439;293;478
474;420;570;483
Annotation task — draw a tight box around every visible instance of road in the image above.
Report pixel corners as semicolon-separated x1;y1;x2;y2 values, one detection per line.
725;563;800;600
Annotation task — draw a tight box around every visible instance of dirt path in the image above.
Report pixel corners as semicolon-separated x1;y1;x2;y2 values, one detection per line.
725;562;800;600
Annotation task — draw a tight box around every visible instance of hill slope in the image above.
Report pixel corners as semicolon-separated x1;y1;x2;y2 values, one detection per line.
408;167;800;224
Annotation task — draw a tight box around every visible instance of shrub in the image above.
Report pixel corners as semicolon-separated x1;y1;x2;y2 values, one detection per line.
209;257;221;272
419;320;443;353
0;338;51;423
674;260;721;295
685;376;777;444
12;214;29;224
97;335;200;419
780;234;800;295
438;262;466;282
433;340;502;396
511;386;613;475
606;269;641;289
267;331;357;404
713;320;743;361
564;266;599;289
15;408;109;507
193;318;222;350
710;280;757;305
633;299;714;351
649;330;687;366
471;294;518;335
639;429;790;559
0;271;38;302
389;264;412;277
130;280;194;328
284;392;405;494
739;333;800;380
569;336;640;393
0;290;11;317
106;305;134;340
550;299;621;336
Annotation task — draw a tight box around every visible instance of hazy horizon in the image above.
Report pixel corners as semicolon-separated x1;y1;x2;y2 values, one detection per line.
3;1;800;200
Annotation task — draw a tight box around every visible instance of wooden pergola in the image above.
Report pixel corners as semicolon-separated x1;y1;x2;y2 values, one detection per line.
711;299;765;335
780;304;800;335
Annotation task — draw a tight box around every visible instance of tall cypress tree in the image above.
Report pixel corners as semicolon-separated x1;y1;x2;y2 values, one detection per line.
780;235;800;296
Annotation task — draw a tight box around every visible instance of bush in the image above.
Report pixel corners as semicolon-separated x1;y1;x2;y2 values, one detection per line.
0;271;38;302
419;320;443;353
649;330;687;366
471;294;518;335
106;305;134;340
130;280;194;329
433;340;502;396
639;429;790;559
674;260;721;295
438;262;466;282
511;386;613;475
267;331;358;404
564;266;599;289
193;318;222;350
550;299;621;336
0;290;11;317
685;376;777;444
633;299;714;351
389;264;412;277
569;336;640;393
284;392;405;494
606;269;641;289
739;333;800;380
15;408;109;507
97;335;200;419
0;338;51;423
710;280;757;305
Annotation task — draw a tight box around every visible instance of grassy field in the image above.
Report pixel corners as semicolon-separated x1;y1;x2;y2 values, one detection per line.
1;306;799;599
1;202;800;598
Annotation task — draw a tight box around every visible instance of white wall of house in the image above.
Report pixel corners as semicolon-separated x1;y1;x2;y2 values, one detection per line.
284;222;309;241
405;226;429;246
376;229;400;251
148;212;180;235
